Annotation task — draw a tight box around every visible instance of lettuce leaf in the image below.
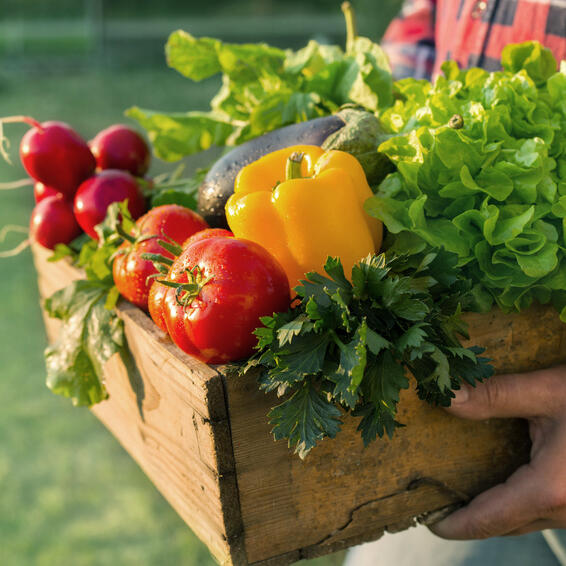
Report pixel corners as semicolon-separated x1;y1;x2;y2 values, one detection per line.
127;30;393;161
367;41;566;313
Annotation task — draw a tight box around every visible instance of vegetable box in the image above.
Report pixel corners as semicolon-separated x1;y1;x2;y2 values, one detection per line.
33;242;566;566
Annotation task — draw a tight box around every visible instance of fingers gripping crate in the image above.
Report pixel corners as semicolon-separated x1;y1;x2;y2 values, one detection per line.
33;243;565;566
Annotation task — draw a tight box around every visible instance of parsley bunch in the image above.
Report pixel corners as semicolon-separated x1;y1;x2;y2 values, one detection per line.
243;252;494;458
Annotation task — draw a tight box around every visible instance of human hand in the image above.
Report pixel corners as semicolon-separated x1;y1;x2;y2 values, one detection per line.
429;366;566;539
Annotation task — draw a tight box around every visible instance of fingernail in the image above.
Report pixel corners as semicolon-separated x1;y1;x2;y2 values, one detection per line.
428;518;451;538
452;386;469;405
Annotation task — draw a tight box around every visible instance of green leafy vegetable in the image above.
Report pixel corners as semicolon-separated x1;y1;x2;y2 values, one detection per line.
243;253;493;458
368;42;566;314
43;202;132;406
126;6;393;161
269;379;343;460
148;166;207;209
126;106;236;162
44;280;124;406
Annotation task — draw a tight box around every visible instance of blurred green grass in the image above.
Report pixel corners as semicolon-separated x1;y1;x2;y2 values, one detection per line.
0;68;345;566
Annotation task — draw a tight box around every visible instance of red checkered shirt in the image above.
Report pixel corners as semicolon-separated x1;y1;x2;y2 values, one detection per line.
382;0;566;79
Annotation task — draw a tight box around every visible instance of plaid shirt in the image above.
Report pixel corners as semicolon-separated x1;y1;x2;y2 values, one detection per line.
381;1;566;562
382;0;566;79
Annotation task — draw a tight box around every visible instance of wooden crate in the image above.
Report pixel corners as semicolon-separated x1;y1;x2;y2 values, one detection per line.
33;243;566;566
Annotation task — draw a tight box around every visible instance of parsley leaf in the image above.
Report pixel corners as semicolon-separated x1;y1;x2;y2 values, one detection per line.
269;379;342;459
246;253;493;458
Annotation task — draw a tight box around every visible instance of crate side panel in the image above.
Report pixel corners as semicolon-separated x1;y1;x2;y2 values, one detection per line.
99;307;246;565
33;245;246;566
34;245;83;297
226;303;566;564
226;375;528;565
90;357;234;562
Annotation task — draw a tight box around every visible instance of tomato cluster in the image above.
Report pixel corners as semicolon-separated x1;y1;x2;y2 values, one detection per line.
143;226;291;364
18;118;150;248
115;208;290;363
12;117;291;364
112;204;209;310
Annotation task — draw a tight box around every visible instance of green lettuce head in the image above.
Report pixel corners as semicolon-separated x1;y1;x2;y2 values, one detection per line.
366;41;566;317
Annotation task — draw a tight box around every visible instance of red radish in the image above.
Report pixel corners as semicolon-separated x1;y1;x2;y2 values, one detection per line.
73;170;147;240
34;182;62;203
29;195;82;250
1;117;96;198
89;124;151;177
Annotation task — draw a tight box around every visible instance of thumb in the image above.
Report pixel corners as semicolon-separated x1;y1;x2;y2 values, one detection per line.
447;366;566;420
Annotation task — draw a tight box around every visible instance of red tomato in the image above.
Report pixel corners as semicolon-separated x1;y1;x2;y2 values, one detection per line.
182;228;233;248
148;279;169;333
29;195;82;250
73;170;146;239
149;227;233;332
136;204;209;246
113;204;209;311
162;237;290;364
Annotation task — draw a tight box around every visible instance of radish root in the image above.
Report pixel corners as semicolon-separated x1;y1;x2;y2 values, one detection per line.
0;121;13;164
0;238;30;257
0;225;30;258
0;115;42;165
0;178;33;190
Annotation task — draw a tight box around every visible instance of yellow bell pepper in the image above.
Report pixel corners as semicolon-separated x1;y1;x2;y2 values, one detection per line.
224;144;383;290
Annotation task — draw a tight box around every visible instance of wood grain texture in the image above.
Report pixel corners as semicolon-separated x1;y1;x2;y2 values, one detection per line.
32;243;566;566
31;244;246;566
223;302;566;565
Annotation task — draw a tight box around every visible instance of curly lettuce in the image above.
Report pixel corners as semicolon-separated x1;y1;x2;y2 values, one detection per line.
366;42;566;318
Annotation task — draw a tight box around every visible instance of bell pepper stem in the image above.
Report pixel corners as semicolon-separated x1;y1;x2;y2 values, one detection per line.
286;152;304;181
341;2;357;53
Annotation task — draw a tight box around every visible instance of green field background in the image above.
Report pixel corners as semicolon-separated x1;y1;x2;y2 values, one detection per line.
0;2;400;564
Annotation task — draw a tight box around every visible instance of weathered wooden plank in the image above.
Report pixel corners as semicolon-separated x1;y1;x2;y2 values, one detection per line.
34;247;83;296
90;358;236;563
224;302;566;564
223;371;530;564
32;244;246;566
